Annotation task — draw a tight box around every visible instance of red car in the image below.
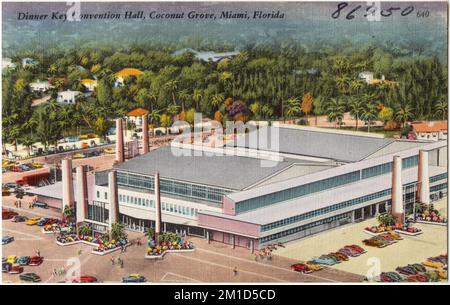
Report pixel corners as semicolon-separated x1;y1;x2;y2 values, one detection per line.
44;218;58;226
345;245;365;254
291;263;313;274
29;256;44;266
8;264;24;274
72;275;98;283
2;210;18;220
407;274;429;282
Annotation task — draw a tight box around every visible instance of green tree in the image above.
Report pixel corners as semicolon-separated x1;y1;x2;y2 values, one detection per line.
160;113;172;134
361;102;378;132
378;107;394;126
348;97;364;131
326;98;345;128
395;103;413;127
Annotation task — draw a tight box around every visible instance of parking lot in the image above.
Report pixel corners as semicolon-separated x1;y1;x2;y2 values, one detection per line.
2;205;364;283
275;197;448;277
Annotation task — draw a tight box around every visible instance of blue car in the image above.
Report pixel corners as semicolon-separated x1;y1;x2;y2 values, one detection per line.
33;202;48;209
37;218;48;226
122;274;146;283
311;256;337;266
2;236;14;245
17;256;31;266
2;262;11;273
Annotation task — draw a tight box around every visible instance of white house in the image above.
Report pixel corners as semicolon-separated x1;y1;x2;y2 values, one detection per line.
2;57;16;70
358;71;374;84
57;90;81;104
22;57;38;68
30;80;52;92
411;121;448;142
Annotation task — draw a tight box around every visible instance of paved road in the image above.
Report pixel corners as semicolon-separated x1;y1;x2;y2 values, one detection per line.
2;207;364;283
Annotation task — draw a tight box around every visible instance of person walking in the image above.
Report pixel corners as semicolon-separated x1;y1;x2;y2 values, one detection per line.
110;256;115;265
120;259;124;269
233;266;238;276
36;249;41;257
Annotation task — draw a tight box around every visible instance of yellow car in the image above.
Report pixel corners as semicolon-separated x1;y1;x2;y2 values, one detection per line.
422;260;444;269
78;135;89;139
73;153;85;159
31;163;44;168
26;217;41;226
436;269;447;279
305;262;323;271
7;255;17;264
103;148;114;154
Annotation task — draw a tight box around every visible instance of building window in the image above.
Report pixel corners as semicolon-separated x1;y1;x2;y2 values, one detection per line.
97;191;100;198
104;192;108;200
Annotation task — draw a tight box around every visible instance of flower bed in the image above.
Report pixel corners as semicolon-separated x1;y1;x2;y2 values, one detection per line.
146;237;194;258
55;233;128;253
364;224;396;236
415;203;447;225
92;239;128;253
395;227;423;236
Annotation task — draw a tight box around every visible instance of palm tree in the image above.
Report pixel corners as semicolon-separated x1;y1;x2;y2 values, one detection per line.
434;99;448;121
192;89;202;112
18;135;35;157
211;93;224;111
23;117;38;137
395;103;414;127
326;98;345;128
9;125;21;151
59;106;73;137
63;205;74;222
361;102;378;132
348;97;364;131
178;89;190;112
110;223;127;241
165;80;178;106
284;97;300;121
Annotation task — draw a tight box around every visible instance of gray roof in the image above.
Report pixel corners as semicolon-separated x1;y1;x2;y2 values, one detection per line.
235;127;394;162
200;165;447;226
364;140;429;159
27;181;77;200
113;146;298;190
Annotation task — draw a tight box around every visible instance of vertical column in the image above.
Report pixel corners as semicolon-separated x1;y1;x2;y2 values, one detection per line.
250;240;254;254
108;170;119;229
391;155;404;226
115;118;124;163
75;166;88;223
142;114;149;154
155;172;162;239
61;158;74;211
417;150;430;205
232;235;235;249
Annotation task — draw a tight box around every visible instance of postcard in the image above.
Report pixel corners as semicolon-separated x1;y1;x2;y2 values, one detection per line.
1;0;448;292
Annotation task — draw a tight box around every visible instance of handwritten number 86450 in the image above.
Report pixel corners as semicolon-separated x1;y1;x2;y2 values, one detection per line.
331;2;415;20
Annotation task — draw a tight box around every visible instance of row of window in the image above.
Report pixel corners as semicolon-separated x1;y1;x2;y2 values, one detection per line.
118;193;199;217
261;189;391;232
430;183;448;193
430;173;448;183
117;171;229;203
237;155;421;214
87;201;108;223
236;171;361;214
260;213;349;244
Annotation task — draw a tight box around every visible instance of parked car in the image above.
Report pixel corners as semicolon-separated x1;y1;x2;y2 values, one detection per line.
11;215;28;222
37;218;49;226
122;274;146;283
80;142;89;149
2;209;18;220
305;261;323;271
407;274;429;282
72;275;98;283
2;236;14;245
409;263;426;273
17;256;31;266
396;266;417;276
6;255;17;264
34;202;49;209
8;264;24;274
422;260;444;269
29;256;44;266
20;273;41;282
2;262;12;273
103;148;114;154
380;272;402;282
66;136;78;143
73;153;85;159
26;217;42;226
291;263;313;274
311;256;337;266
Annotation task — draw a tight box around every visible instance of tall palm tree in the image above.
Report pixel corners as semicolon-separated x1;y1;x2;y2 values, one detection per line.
434;99;448;121
361;102;378;132
59;106;73;137
348;97;364;131
18;135;35;157
395;103;414;127
284;97;300;120
326;98;345;128
192;89;202;112
178;89;190;112
211;93;224;111
165;80;178;107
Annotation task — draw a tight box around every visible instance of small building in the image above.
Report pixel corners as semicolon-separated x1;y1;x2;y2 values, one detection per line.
114;68;144;87
172;48;239;62
411;121;448;141
29;80;52;92
358;71;374;84
57;90;81;104
80;79;97;92
2;57;16;70
22;57;38;68
127;108;149;127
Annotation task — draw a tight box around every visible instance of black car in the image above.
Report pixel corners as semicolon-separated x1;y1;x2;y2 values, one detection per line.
20;273;41;282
